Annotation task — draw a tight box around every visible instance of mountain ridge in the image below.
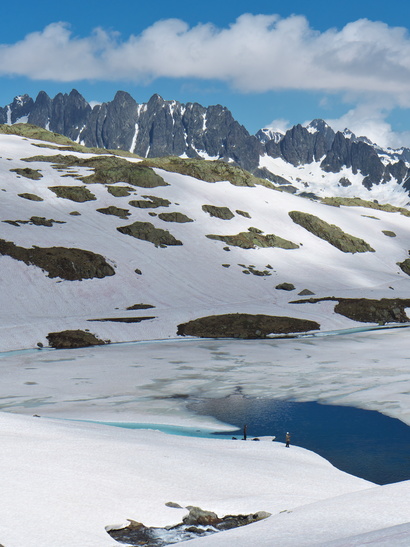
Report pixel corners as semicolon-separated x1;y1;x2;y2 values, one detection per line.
2;89;410;206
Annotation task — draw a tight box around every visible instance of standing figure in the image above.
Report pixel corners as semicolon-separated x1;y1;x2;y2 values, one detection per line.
285;432;291;448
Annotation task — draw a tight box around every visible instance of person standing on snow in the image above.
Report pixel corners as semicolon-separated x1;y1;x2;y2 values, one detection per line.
285;432;291;448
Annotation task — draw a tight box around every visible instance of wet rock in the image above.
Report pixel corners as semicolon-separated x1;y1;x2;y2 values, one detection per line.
183;507;221;526
107;506;271;546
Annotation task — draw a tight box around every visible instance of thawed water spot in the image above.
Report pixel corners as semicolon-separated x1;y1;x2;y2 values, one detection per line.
189;395;410;485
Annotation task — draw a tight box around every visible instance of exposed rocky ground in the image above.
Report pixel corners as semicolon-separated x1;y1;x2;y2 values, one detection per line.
108;505;271;546
177;313;320;338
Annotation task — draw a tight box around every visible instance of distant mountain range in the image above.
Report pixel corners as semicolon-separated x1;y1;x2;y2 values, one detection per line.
2;89;410;204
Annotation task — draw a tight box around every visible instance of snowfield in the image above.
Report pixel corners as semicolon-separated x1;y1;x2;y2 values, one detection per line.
1;130;410;546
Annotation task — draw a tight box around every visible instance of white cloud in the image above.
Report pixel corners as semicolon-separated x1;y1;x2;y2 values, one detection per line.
1;14;410;102
325;103;410;149
264;118;291;133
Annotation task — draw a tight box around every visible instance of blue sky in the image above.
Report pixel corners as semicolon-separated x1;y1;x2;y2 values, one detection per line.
3;1;410;147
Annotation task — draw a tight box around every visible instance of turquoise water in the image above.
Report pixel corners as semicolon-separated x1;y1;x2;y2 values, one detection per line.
74;420;235;439
72;397;410;485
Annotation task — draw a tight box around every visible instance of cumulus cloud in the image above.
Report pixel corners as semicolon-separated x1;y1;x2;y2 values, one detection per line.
324;102;410;149
1;14;410;100
264;118;291;134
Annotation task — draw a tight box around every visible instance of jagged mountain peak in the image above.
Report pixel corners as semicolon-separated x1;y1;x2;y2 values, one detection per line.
1;89;410;204
306;118;332;133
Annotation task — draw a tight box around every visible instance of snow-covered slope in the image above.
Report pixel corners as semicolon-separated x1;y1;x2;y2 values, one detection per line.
2;130;410;350
259;153;410;207
0;407;409;547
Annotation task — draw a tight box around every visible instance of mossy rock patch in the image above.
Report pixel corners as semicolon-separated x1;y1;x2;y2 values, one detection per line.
23;154;168;188
321;196;410;217
241;265;272;276
106;185;133;197
158;212;193;223
0;123;91;148
207;229;299;250
141;156;279;189
97;206;130;219
82;162;167;187
397;258;410;276
10;167;42;180
0;239;115;280
87;316;155;323
117;221;183;247
18;193;43;201
289;210;374;253
382;230;396;237
291;296;410;324
298;288;315;296
129;196;171;208
236;209;251;218
3;216;65;227
276;282;295;291
126;303;156;310
50;186;96;202
46;330;107;349
177;313;320;338
202;205;235;220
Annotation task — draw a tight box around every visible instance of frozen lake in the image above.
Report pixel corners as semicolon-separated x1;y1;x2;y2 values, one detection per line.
2;327;410;484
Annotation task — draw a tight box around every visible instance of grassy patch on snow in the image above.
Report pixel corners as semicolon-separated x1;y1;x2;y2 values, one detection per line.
117;221;183;247
289;210;375;253
0;239;115;280
207;228;299;249
177;313;320;338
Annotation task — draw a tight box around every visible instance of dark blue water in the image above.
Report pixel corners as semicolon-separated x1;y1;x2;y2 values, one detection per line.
189;397;410;485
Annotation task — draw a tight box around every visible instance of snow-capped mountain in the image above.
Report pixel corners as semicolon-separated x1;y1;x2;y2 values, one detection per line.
2;90;410;206
2;124;410;351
